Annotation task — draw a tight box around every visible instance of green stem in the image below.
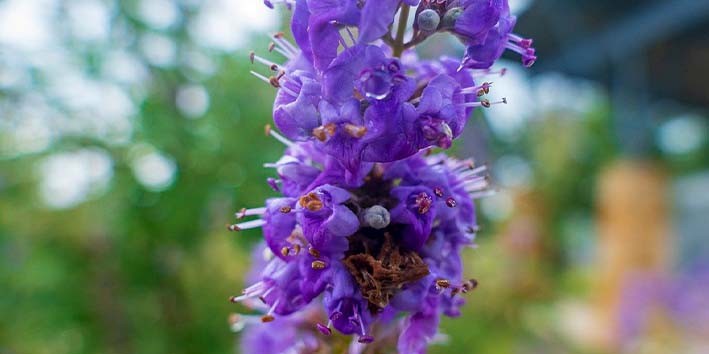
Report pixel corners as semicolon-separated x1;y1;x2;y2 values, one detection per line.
392;5;410;58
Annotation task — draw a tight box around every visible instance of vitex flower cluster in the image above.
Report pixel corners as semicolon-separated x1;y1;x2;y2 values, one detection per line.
229;1;535;352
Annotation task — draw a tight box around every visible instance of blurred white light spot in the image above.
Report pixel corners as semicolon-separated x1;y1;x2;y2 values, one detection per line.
102;50;150;86
0;0;54;51
0;53;30;89
140;33;176;67
189;0;278;51
130;145;177;191
38;149;113;209
46;74;136;143
10;115;53;155
480;190;514;221
484;61;533;142
494;155;533;188
533;72;604;115
182;49;217;79
137;0;180;30
176;84;210;118
657;114;706;155
67;0;110;42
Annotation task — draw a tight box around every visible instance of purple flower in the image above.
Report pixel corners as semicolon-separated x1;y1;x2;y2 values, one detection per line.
618;264;709;344
272;69;322;140
460;11;537;69
237;1;537;351
230;150;490;351
389;185;437;250
297;184;359;255
398;295;441;354
251;39;508;170
236;296;323;353
411;0;536;68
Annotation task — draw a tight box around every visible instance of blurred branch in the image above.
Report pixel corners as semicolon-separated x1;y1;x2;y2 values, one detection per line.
543;0;709;74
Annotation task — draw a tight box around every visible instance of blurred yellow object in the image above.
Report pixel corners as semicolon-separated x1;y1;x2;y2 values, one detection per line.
498;188;549;299
591;160;672;352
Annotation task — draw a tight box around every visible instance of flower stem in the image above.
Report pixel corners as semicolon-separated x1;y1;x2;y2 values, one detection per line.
392;5;410;58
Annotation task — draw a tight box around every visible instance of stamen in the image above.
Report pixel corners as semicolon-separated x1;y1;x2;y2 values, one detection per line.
505;42;531;56
449;159;476;172
415;192;433;214
229;313;261;332
459;82;492;95
460;165;487;176
505;41;537;67
330;301;344;321
312;123;337;141
435;279;451;289
230;281;268;302
458;98;506;108
311;260;326;270
299;192;324;211
358;334;374;344
280;246;290;257
279;206;292;213
267;177;280;192
235;207;267;219
463;178;489;192
508;33;533;48
260;287;276;301
250;70;272;85
249;51;281;71
316;320;333;335
433;186;444;197
462;279;479;292
445;197;457;208
354;304;373;344
267;41;293;59
308;246;320;258
228;219;266;232
343;123;367;138
268;75;281;88
293;244;301;255
272;32;298;57
265;124;295;147
261;298;280;322
459;98;488;108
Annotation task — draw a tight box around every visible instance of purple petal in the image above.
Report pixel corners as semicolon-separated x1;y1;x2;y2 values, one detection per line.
358;0;400;43
397;305;440;354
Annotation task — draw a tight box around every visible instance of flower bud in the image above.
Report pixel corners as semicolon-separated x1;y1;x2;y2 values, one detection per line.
417;9;440;32
361;205;391;229
441;7;463;29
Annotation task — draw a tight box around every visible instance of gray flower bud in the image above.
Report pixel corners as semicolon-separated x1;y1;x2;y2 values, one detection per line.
441;7;464;29
417;9;440;32
361;205;390;229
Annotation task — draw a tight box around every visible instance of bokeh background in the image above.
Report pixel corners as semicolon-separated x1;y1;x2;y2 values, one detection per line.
1;0;707;353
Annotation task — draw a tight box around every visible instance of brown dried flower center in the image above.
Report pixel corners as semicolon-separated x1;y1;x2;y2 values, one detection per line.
343;230;429;312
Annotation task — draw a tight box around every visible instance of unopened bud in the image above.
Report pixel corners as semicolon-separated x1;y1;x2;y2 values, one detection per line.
361;205;391;229
441;7;463;28
417;9;440;32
